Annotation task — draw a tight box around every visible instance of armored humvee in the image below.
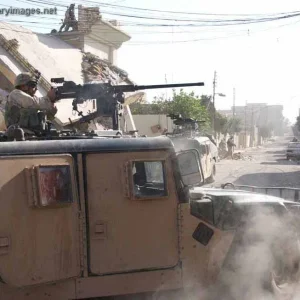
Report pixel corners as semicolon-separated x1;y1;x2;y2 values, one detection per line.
1;79;300;299
0;136;300;300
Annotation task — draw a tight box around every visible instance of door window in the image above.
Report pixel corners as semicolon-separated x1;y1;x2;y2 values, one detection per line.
132;161;167;198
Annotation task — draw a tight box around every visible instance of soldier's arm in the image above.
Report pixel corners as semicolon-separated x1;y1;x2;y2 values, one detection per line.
10;90;57;116
33;95;56;113
10;90;53;110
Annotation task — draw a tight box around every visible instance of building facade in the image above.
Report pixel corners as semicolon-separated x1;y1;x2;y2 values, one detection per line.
0;6;138;130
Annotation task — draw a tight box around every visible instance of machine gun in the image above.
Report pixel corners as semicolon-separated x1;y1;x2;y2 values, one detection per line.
50;78;205;131
167;114;206;137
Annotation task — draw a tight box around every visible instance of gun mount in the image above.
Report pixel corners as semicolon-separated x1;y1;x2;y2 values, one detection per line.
51;78;205;131
166;114;206;137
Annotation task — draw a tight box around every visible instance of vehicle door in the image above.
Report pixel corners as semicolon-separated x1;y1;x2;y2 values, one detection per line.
199;143;208;178
84;150;179;275
0;154;80;287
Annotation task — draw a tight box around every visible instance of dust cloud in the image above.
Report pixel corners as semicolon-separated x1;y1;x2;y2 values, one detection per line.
150;205;300;300
203;205;300;300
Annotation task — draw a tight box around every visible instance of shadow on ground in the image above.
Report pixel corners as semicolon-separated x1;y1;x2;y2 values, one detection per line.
232;171;300;188
265;150;286;154
261;159;300;166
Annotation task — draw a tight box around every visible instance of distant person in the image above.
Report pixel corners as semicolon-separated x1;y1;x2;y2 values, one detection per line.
292;137;298;142
225;136;236;159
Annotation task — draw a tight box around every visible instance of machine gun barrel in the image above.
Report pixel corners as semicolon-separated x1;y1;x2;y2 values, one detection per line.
113;82;204;92
51;80;205;100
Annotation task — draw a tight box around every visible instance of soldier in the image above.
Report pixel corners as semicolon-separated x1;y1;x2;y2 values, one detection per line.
69;4;76;21
59;6;71;32
59;4;77;32
225;135;236;159
5;72;57;138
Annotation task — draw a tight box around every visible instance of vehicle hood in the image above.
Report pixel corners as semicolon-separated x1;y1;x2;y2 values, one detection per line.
189;187;297;206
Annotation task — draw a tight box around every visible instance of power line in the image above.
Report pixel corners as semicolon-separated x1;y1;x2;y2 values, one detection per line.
14;0;300;25
6;0;300;34
24;0;300;18
1;21;299;46
2;0;300;46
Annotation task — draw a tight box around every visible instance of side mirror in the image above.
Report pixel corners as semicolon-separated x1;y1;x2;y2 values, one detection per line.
176;149;203;186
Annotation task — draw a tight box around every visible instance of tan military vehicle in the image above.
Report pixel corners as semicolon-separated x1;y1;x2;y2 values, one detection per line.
1;79;300;300
171;136;218;183
0;135;300;300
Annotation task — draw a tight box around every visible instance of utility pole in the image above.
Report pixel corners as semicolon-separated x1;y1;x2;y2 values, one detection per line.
251;106;254;146
233;88;235;117
165;74;168;100
212;71;217;138
244;101;247;147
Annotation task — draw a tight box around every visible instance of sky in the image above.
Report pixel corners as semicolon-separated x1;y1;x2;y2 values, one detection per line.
1;0;300;123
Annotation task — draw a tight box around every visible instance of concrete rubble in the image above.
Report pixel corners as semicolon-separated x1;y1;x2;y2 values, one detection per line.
81;52;133;84
233;152;254;161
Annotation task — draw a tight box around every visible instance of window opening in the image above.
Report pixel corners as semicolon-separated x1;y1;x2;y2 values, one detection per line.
132;161;167;198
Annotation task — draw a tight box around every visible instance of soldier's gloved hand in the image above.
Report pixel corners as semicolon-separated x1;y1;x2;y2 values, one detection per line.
47;88;57;103
48;106;58;118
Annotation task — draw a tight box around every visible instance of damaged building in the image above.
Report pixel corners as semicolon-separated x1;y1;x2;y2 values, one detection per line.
0;5;145;132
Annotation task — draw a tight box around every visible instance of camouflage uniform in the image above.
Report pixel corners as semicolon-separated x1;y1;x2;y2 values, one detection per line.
5;73;57;134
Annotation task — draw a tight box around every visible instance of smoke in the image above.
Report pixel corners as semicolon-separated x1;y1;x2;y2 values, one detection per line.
148;205;300;300
204;205;300;300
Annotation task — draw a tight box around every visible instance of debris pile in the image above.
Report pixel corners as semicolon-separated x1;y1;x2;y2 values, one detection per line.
81;52;145;130
81;52;133;84
233;152;254;161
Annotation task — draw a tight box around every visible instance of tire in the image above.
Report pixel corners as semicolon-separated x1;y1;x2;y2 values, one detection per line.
209;210;300;300
206;161;216;183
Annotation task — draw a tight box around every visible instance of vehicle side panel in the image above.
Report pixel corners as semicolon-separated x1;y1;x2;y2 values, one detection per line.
199;144;208;179
85;150;179;275
75;268;182;299
205;142;213;177
0;279;75;300
179;203;235;288
0;155;81;287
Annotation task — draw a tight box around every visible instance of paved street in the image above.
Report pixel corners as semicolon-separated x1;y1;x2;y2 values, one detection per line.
206;135;300;189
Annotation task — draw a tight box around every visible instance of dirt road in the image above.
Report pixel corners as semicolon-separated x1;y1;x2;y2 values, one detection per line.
206;135;300;189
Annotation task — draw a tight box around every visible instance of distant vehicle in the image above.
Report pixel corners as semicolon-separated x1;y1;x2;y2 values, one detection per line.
170;136;218;183
287;142;300;160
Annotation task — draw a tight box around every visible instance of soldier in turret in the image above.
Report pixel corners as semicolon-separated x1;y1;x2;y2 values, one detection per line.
5;72;57;138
